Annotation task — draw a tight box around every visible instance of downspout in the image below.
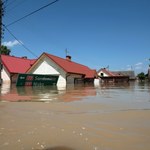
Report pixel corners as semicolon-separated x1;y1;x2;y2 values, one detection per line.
10;74;14;84
66;73;70;84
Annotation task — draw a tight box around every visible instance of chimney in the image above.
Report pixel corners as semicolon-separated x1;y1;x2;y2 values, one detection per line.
22;56;27;59
66;55;71;61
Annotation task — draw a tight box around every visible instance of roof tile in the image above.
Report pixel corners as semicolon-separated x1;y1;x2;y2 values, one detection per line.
45;53;96;78
1;55;36;74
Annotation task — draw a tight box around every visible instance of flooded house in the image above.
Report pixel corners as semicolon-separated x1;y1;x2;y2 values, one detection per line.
97;68;130;83
1;55;36;83
26;52;97;86
1;53;97;86
112;70;136;80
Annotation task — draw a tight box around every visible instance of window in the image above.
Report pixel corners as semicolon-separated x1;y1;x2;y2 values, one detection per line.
101;73;104;77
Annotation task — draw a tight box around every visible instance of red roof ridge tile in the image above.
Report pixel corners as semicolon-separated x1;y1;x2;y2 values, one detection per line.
44;52;91;69
44;52;95;78
1;54;36;61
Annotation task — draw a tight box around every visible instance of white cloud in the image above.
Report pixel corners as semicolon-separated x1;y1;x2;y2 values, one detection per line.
134;62;143;70
135;62;143;66
2;40;21;47
126;65;131;67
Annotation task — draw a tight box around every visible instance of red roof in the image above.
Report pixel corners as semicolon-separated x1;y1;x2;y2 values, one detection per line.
1;55;36;74
44;53;96;78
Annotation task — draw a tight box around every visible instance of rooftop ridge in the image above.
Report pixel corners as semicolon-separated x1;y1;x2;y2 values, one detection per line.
1;54;36;61
44;52;91;70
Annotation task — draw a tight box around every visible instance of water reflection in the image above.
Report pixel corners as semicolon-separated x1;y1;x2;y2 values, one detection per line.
0;83;11;95
99;81;132;89
0;82;150;150
44;146;75;150
0;84;96;102
0;82;150;103
137;81;150;90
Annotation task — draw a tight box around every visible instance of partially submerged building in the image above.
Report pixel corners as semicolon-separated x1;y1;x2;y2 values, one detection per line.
1;53;97;86
97;68;130;83
1;55;36;83
112;70;136;80
27;53;97;86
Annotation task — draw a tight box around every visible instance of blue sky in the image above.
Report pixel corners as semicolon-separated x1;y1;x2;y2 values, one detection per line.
2;0;150;74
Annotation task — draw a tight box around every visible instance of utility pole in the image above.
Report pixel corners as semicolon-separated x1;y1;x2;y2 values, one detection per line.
0;0;3;85
148;59;150;81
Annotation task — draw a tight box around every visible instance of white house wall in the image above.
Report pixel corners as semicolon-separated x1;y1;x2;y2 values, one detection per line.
94;78;100;87
1;67;11;83
29;57;67;87
98;71;109;77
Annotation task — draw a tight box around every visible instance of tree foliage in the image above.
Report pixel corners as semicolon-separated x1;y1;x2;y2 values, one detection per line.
137;72;145;82
0;45;11;55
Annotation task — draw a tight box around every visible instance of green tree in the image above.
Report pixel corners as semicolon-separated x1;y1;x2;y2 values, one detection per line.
137;72;145;82
0;45;11;55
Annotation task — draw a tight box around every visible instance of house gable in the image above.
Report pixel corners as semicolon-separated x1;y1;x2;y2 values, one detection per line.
27;54;66;75
98;68;115;77
27;53;67;86
29;57;61;75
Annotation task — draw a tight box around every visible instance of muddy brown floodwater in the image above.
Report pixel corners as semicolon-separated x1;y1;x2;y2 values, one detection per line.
0;82;150;150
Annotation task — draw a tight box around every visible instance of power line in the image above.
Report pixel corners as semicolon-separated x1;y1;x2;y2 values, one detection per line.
3;24;38;58
5;0;27;14
3;0;17;10
0;0;3;85
6;0;59;27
